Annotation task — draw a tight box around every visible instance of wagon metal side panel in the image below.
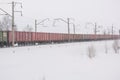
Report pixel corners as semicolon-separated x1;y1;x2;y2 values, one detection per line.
57;33;61;41
22;32;26;42
27;32;31;42
8;31;12;43
39;32;42;41
44;33;48;41
54;33;57;41
44;33;47;41
41;33;45;41
25;32;28;42
60;34;63;41
37;32;40;41
19;32;23;42
41;33;44;41
78;34;82;40
31;32;35;42
37;32;39;41
36;33;39;41
49;33;53;41
46;33;49;41
46;33;50;41
15;31;20;42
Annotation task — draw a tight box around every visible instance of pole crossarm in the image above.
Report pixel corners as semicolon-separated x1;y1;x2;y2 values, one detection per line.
9;2;22;8
14;2;22;5
53;18;74;26
54;18;68;23
37;18;49;25
14;11;22;16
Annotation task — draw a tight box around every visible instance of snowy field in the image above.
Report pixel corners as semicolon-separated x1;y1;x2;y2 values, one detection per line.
0;40;120;80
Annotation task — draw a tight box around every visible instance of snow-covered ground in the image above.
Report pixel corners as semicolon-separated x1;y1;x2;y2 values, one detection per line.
0;40;120;80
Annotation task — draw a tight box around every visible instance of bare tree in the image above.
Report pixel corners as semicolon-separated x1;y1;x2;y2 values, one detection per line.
1;15;12;31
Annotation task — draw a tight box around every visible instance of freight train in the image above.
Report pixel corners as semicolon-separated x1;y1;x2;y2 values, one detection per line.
0;31;120;47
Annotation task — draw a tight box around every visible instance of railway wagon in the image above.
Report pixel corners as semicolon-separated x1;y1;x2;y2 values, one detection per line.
8;31;33;46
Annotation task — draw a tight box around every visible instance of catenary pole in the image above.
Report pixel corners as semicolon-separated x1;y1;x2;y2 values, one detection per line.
67;18;70;42
35;19;37;41
12;1;15;47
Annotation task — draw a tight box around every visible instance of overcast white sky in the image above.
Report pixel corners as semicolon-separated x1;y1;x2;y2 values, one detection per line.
0;0;120;34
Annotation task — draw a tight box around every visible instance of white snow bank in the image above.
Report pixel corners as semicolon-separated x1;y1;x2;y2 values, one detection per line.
0;40;120;80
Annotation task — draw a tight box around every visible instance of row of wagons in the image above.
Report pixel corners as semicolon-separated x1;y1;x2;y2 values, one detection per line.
0;31;120;46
